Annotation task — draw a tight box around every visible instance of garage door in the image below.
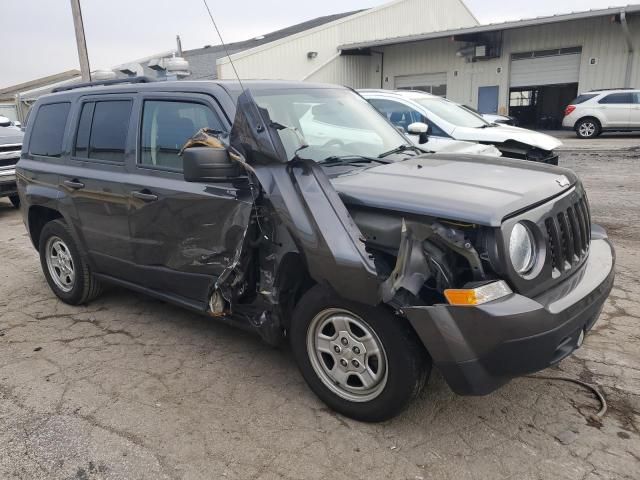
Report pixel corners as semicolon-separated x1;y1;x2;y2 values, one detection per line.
395;72;447;96
510;52;581;88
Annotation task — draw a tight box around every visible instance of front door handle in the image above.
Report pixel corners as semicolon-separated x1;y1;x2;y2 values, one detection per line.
63;179;85;190
131;190;158;202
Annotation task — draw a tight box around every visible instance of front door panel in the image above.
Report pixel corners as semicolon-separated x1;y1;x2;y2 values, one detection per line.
127;93;253;303
127;172;252;302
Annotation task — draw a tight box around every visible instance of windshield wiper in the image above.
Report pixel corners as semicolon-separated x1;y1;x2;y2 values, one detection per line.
318;155;391;166
377;144;424;158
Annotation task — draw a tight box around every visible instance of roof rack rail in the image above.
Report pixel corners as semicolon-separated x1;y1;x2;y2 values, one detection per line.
52;76;156;93
588;87;635;92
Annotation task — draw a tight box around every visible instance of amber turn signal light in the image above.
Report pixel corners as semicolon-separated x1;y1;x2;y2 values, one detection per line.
444;281;512;306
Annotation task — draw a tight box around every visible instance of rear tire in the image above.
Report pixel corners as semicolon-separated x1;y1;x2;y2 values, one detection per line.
290;285;430;422
39;219;102;305
575;118;601;139
9;195;20;208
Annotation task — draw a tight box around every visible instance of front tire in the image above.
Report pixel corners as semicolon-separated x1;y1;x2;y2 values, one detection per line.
39;219;102;305
575;118;601;139
9;194;20;208
290;285;430;422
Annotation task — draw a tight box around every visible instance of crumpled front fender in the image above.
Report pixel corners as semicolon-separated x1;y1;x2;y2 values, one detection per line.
225;90;387;306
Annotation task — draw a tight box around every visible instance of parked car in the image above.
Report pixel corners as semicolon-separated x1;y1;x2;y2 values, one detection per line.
461;104;518;126
365;100;501;157
562;89;640;138
360;89;562;164
17;79;614;422
0;122;23;208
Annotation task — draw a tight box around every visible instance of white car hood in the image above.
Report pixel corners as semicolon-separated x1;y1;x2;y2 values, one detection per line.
408;135;501;157
427;139;501;157
452;124;562;152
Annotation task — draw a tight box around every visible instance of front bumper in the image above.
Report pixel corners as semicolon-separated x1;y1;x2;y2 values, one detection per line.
0;167;17;196
404;231;615;395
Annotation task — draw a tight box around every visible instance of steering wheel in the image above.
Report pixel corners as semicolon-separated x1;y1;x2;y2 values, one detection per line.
322;139;345;148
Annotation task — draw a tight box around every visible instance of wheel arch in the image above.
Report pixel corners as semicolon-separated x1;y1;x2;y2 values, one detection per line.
27;206;63;251
575;115;602;130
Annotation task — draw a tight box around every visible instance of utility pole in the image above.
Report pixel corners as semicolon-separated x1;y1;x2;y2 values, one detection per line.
69;0;91;81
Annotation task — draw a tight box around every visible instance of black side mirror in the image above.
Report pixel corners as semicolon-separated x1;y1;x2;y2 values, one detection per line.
183;147;242;182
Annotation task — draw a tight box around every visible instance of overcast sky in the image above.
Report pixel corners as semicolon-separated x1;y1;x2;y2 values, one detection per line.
0;0;634;88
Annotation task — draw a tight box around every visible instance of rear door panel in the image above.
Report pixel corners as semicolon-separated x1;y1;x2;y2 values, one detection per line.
63;95;137;273
599;93;633;127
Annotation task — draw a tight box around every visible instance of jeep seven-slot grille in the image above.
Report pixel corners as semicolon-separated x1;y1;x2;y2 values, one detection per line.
545;195;591;273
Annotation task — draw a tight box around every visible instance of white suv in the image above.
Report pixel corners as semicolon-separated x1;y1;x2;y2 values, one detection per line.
562;89;640;138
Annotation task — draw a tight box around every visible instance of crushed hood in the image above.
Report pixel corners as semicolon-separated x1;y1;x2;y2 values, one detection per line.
452;124;563;152
331;154;579;226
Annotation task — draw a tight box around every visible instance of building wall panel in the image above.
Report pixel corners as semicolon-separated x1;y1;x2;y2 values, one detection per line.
218;0;478;81
380;14;640;113
307;55;373;88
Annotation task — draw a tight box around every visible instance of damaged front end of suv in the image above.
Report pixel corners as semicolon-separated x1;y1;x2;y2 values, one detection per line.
184;88;615;422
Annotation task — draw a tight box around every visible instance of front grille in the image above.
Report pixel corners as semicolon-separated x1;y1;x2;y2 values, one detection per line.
545;194;591;274
0;145;21;154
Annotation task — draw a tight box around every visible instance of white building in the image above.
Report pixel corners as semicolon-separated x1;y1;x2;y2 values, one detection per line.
217;0;479;85
217;2;640;127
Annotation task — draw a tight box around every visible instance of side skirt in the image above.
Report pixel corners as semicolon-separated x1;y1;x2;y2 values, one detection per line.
93;273;269;338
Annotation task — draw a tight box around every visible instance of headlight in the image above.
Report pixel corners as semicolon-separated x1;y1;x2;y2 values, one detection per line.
509;223;536;275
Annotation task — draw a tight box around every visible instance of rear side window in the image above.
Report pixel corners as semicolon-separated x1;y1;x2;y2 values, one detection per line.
74;100;132;162
571;94;597;105
140;100;223;170
599;93;634;104
29;102;71;157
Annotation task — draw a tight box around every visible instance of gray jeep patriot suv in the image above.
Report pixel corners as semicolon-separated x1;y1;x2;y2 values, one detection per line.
16;78;615;422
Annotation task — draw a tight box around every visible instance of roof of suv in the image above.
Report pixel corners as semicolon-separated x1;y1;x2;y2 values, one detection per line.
42;79;345;101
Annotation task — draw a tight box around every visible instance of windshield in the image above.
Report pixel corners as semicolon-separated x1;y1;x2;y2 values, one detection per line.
414;97;489;128
252;88;408;162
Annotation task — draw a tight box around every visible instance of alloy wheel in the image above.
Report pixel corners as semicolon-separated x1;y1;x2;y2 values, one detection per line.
579;122;597;137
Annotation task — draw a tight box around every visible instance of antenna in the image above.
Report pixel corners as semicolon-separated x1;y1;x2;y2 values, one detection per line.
201;0;245;92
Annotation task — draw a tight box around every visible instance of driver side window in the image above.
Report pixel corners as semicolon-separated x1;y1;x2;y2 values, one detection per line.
368;98;447;137
140;100;224;170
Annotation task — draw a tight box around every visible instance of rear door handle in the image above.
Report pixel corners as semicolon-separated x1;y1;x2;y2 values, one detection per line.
63;179;85;190
131;190;158;202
